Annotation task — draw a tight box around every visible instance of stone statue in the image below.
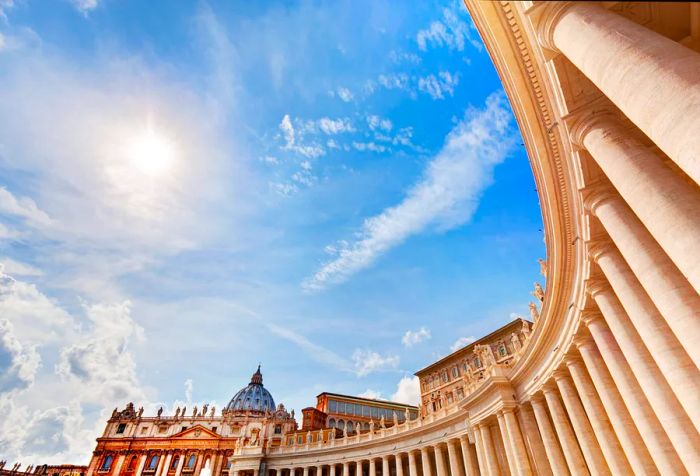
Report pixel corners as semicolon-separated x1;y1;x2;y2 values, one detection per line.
393;412;398;426
181;406;186;418
510;333;522;352
529;302;540;322
538;258;547;278
532;282;545;302
474;344;496;368
356;422;362;434
111;408;118;418
405;408;410;421
522;321;531;339
210;406;216;417
175;407;181;418
291;410;295;420
369;419;375;431
379;415;385;429
202;404;208;416
157;407;163;418
137;407;144;418
192;406;198;417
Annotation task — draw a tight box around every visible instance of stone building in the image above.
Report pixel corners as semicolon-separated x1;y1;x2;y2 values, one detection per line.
80;1;700;474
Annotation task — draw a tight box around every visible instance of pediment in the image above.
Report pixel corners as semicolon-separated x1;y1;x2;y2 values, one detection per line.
171;424;221;439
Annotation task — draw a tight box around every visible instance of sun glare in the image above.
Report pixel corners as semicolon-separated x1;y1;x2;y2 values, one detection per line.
128;128;176;177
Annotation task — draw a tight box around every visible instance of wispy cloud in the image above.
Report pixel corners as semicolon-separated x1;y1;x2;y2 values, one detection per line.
401;327;431;348
303;92;515;291
336;87;354;102
450;336;476;352
351;349;400;377
416;6;482;53
418;71;460;100
267;323;351;371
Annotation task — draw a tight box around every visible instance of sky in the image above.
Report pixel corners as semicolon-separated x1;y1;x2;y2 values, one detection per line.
0;0;544;462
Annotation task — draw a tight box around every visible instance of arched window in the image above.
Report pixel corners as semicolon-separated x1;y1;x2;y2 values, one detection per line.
328;418;336;428
147;455;159;470
474;357;482;368
170;456;179;471
338;419;344;433
100;456;113;471
127;457;138;471
451;367;459;378
498;344;507;357
186;455;196;469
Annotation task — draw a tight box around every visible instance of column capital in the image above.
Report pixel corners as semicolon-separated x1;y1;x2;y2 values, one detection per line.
586;238;614;263
585;277;609;298
530;1;574;51
564;353;584;368
530;392;546;404
580;308;604;326
581;184;619;216
551;369;571;382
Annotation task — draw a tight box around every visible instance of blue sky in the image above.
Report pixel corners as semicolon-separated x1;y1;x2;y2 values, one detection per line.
0;0;544;461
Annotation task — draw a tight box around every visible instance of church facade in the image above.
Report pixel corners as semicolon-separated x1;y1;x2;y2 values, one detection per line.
83;1;700;475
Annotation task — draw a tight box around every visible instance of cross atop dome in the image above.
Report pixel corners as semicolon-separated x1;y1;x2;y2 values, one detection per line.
250;364;263;385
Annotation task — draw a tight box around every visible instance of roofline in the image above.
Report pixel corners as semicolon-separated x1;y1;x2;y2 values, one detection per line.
414;318;532;376
316;392;418;409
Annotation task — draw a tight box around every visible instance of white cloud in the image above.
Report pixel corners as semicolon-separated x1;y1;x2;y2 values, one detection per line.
280;114;296;148
358;389;383;400
0;319;41;393
418;71;460;100
0;259;43;277
71;0;99;14
318;117;355;135
416;7;482;53
367;115;393;132
450;336;476;352
401;327;431;348
337;87;353;102
184;379;193;403
267;323;351;372
303;92;515;291
0;187;52;228
378;73;411;92
352;141;387;153
391;375;420;406
351;349;400;377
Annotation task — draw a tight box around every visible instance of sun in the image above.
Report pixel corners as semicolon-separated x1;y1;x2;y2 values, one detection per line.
128;128;176;177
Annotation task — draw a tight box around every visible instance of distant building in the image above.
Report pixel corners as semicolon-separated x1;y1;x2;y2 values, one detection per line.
0;463;87;476
315;393;419;435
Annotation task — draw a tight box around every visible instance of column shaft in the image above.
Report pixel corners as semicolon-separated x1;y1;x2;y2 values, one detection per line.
565;358;633;475
480;424;501;476
554;374;611;475
472;426;488;476
174;454;185;476
382;457;389;476
593;245;700;430
407;452;417;476
395;454;404;476
542;388;588;476
496;413;517;476
434;446;448;476
550;2;700;183
590;286;700;470
420;448;433;476
580;118;700;292
589;194;700;368
342;463;349;476
518;406;552;476
369;459;376;476
584;316;687;475
459;435;479;476
330;465;336;476
503;410;533;476
447;440;465;476
530;398;569;475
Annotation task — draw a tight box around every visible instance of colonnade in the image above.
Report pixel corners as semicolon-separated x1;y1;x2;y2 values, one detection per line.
104;451;229;476
264;436;479;476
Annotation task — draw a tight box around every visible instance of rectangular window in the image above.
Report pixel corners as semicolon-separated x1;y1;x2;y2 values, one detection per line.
116;423;126;434
212;427;218;433
328;400;337;413
337;402;345;414
371;406;379;418
363;405;370;417
141;426;148;434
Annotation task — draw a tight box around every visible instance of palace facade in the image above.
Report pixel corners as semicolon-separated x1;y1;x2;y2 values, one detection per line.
80;1;700;475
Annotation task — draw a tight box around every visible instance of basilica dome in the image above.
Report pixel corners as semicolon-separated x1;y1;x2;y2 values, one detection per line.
224;365;276;413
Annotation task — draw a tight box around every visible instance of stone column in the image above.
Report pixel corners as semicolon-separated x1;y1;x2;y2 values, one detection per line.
193;454;205;476
407;451;417;476
446;440;465;476
565;357;633;475
517;406;551;476
471;427;486;476
459;435;479;476
585;190;700;368
382;457;389;476
112;456;126;476
496;413;517;476
369;458;376;476
395;454;404;476
479;424;501;476
160;455;173;476
541;387;587;476
589;242;700;429
529;397;568;475
134;455;147;476
553;371;610;475
588;280;700;471
503;409;533;476
302;468;309;476
434;445;448;476
582;313;686;474
537;1;700;183
571;113;700;293
420;448;433;476
342;463;349;476
174;454;185;476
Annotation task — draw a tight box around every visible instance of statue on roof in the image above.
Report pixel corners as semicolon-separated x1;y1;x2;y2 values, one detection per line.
538;258;547;279
529;302;540;322
532;282;545;302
